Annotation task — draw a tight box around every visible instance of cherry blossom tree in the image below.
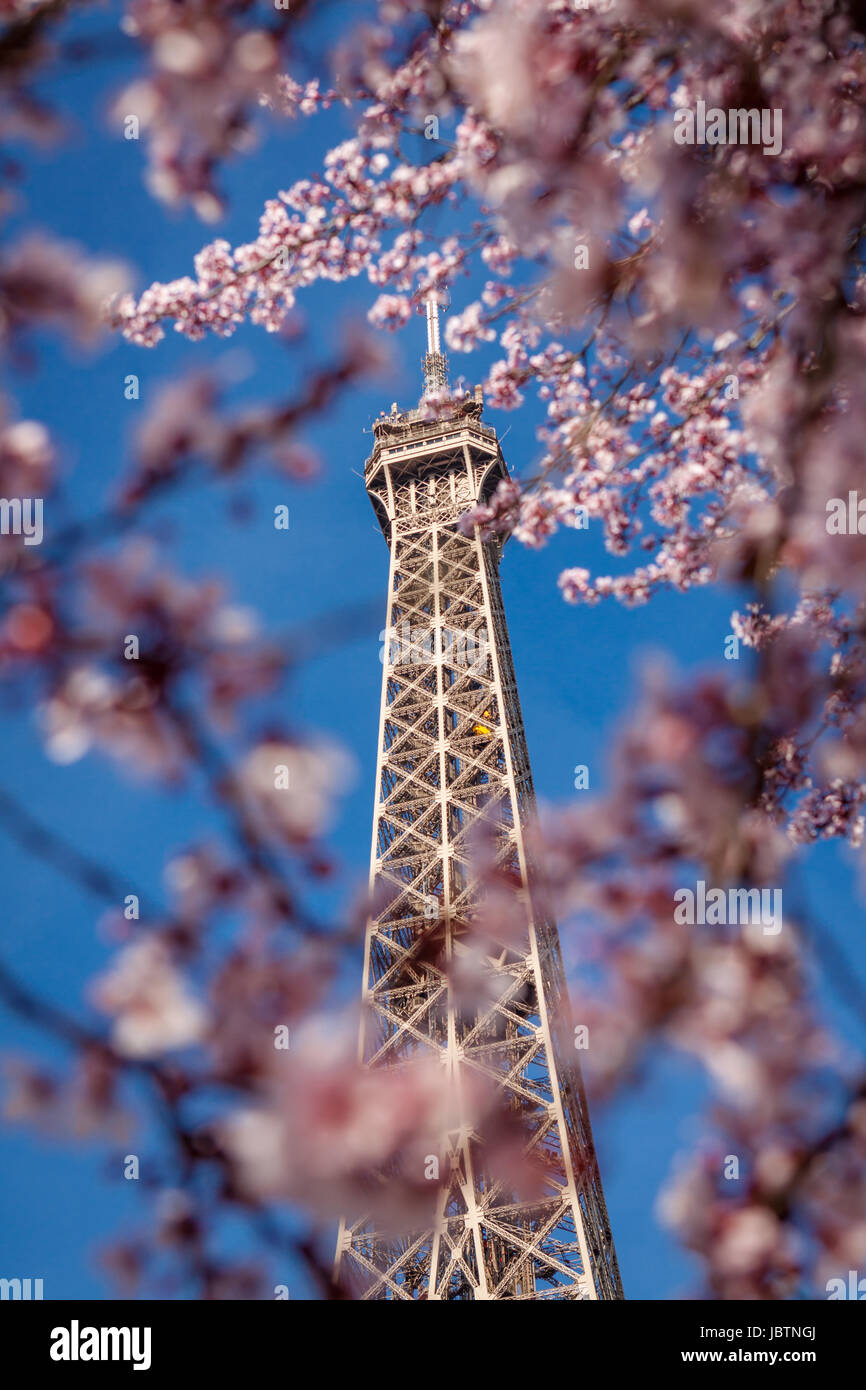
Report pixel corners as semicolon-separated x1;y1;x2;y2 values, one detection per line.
1;0;866;1299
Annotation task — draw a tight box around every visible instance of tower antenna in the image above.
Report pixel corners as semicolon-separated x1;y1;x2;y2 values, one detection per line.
421;288;449;395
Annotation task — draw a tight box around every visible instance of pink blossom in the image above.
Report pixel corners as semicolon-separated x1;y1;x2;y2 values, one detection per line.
92;939;207;1059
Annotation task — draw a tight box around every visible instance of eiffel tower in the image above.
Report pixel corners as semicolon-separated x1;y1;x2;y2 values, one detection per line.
334;295;623;1300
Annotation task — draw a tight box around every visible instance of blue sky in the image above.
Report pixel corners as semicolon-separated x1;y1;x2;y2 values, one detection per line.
1;1;864;1300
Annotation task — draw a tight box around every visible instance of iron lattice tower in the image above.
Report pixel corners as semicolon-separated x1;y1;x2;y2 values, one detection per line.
335;298;623;1301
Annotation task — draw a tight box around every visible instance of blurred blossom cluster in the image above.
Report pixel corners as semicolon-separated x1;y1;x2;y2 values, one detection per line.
534;659;866;1296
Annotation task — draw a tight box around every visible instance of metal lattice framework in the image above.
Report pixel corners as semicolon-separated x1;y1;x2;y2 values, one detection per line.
335;306;623;1301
